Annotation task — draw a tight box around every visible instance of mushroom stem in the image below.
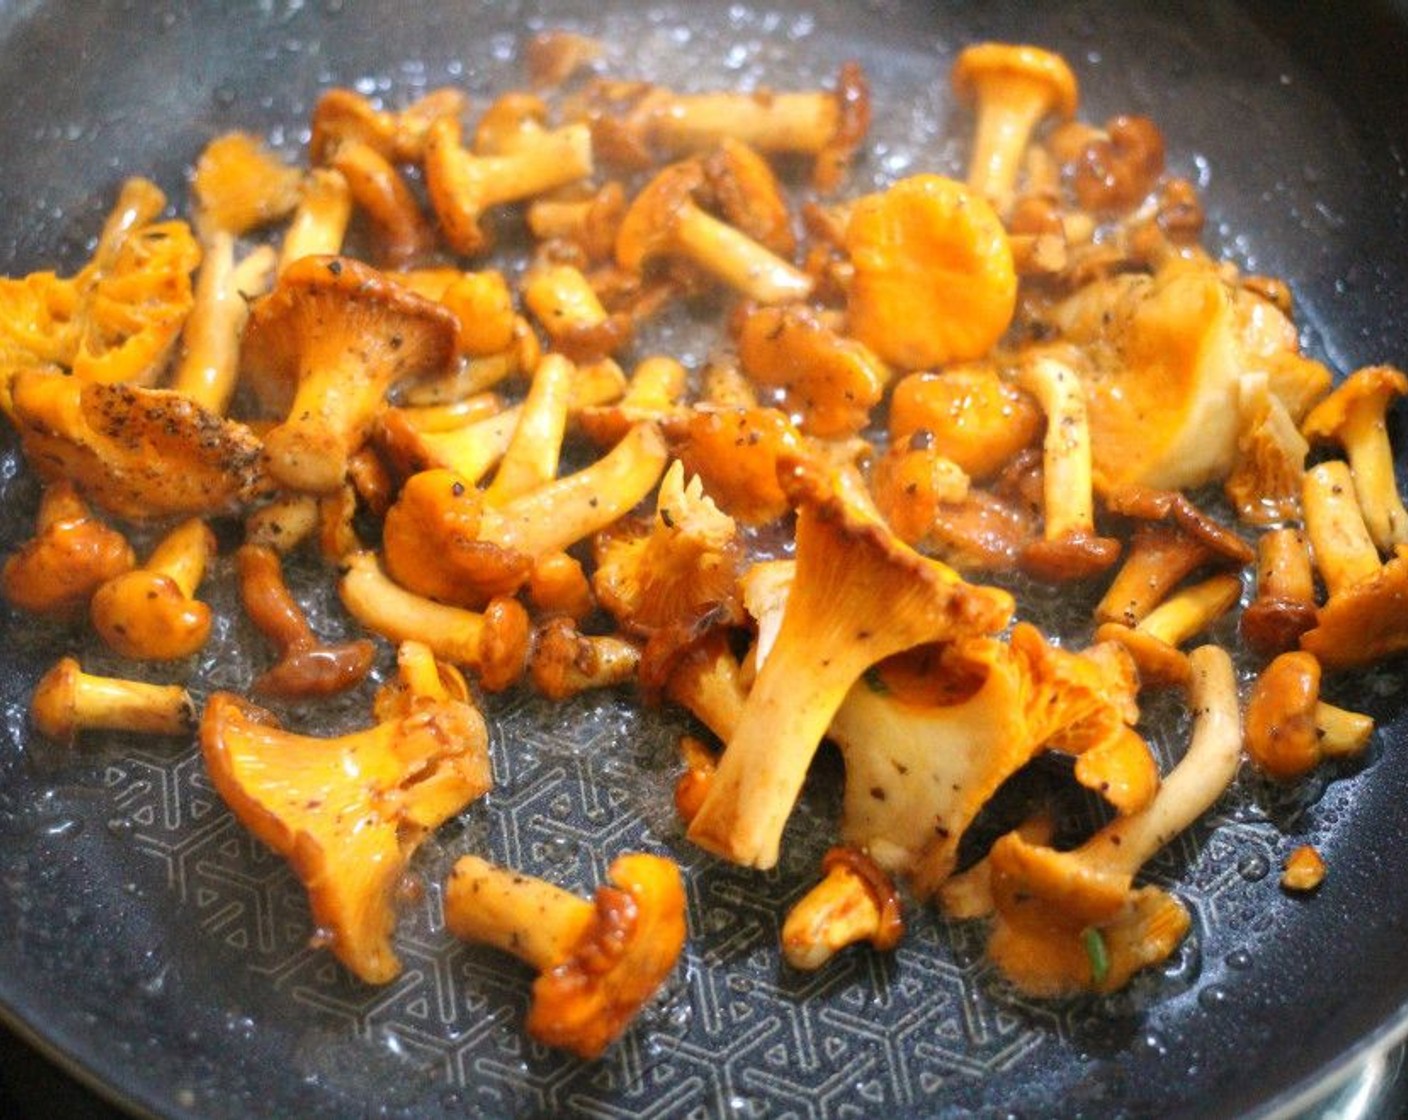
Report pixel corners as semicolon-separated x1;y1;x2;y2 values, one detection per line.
1085;645;1241;873
523;263;631;362
781;847;904;970
236;543;374;697
483;353;575;506
147;518;216;600
1094;524;1209;627
279;168;352;272
1316;702;1376;758
171;233;276;413
32;657;195;744
444;855;596;971
1240;527;1318;655
479;422;670;559
671;202;814;303
1017;349;1119;579
1303;460;1382;597
1136;572;1241;648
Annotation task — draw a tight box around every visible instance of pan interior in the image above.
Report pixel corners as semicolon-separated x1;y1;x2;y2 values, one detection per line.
0;3;1405;1119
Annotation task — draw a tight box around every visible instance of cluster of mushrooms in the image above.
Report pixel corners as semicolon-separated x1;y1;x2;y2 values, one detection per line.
2;32;1406;1054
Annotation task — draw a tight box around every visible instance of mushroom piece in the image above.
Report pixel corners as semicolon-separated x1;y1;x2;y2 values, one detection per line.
1224;370;1310;527
1301;365;1408;551
0;177;200;399
663;631;749;744
577;354;689;447
685;456;1015;869
443;852;687;1059
1015;348;1121;581
31;657;196;745
1298;474;1408;669
235;543;375;697
477;422;672;561
526;181;628;263
308;86;468;166
423;115;594;256
734;303;890;438
781;847;905;970
843;174;1017;372
241;255;459;493
90;518;217;661
1095;573;1242;688
2;480;134;616
338;550;532;691
1241;528;1318;657
950;43;1079;217
887;365;1044;482
1045;260;1244;491
200;657;492;984
664;405;806;525
1301;460;1382;598
1281;845;1327;893
522;262;633;362
637;63;871;192
529;616;642;701
592;460;744;687
980;645;1241;997
1095;484;1253;627
1244;651;1374;781
615;159;813;305
9;371;268;522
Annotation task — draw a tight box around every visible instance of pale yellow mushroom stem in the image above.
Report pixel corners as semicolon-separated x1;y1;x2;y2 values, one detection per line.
1303;460;1382;597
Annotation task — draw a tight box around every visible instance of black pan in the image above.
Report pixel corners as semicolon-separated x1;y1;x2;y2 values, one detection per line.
1;2;1406;1118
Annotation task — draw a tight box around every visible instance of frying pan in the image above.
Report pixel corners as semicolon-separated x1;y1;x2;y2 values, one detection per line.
1;2;1406;1117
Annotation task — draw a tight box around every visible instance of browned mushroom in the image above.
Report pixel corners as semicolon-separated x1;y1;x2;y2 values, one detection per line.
1244;651;1374;780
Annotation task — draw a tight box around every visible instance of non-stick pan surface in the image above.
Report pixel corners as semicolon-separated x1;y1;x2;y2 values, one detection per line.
1;3;1406;1118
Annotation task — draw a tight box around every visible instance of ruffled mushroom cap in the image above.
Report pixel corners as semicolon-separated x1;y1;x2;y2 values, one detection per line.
201;684;492;984
9;371;268;521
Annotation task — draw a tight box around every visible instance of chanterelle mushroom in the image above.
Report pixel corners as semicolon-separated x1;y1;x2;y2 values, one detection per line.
8;370;268;522
444;851;686;1058
200;645;493;984
241;255;458;493
686;456;1014;869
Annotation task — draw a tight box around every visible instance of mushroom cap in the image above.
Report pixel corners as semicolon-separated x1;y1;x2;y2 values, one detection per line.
1300;550;1408;668
1020;530;1122;582
1244;651;1322;780
1051;262;1243;491
950;43;1079;121
526;852;687;1058
1;485;135;616
91;570;213;661
382;468;533;607
30;656;84;743
241;255;458;415
843;173;1017;371
615;159;706;272
1302;364;1408;443
10;372;269;522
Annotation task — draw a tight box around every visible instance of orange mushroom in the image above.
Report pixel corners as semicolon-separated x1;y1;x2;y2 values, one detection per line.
1;480;134;616
90;518;216;661
443;851;687;1058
